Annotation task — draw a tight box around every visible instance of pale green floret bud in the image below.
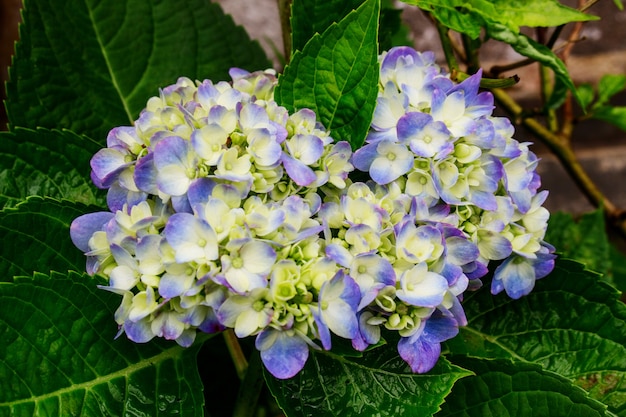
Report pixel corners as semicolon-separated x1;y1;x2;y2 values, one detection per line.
385;313;415;333
375;285;397;312
454;143;481;164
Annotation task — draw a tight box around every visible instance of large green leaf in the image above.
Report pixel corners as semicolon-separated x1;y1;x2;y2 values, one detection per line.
266;343;472;416
545;209;610;277
275;0;380;149
0;271;206;417
437;357;609;417
0;128;105;209
403;0;595;37
0;197;97;280
6;0;270;142
290;0;367;53
545;209;626;292
446;259;626;415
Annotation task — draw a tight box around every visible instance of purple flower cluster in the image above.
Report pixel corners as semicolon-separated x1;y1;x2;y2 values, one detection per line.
71;48;555;380
353;47;555;299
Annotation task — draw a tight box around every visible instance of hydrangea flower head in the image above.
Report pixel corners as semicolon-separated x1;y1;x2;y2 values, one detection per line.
72;47;555;380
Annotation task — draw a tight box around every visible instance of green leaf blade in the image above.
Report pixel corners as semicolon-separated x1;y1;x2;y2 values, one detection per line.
446;259;626;415
596;74;626;106
404;0;596;35
291;0;367;53
7;0;270;140
437;358;609;417
592;106;626;132
275;0;380;149
0;272;206;417
479;0;597;29
545;209;610;276
267;344;472;417
0;197;98;280
0;128;105;209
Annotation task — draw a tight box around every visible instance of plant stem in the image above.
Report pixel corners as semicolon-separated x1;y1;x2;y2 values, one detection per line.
278;0;292;64
223;328;248;381
232;350;265;417
434;18;460;74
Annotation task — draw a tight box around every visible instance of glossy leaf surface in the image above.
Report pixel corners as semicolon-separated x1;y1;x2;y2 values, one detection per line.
446;259;626;416
6;0;270;141
0;197;97;281
0;128;105;209
275;0;380;149
266;343;472;416
437;357;609;417
0;271;206;417
290;0;366;52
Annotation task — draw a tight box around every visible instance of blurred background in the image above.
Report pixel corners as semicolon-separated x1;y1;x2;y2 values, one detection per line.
1;0;625;215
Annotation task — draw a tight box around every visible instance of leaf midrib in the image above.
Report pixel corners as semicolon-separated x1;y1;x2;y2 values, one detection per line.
0;343;185;408
85;0;134;124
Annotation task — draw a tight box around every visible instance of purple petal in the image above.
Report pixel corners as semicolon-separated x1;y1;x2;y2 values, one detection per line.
492;256;536;299
398;334;441;374
282;153;317;186
352;311;381;351
106;184;147;213
198;309;225;333
154;136;190;169
397;112;431;142
164;213;218;263
90;148;130;188
187;178;217;211
351;142;379;172
256;329;309;379
123;318;155;343
159;272;195;299
422;315;459;344
398;315;459;373
70;212;115;252
325;243;353;268
134;153;158;194
381;46;421;71
446;236;479;265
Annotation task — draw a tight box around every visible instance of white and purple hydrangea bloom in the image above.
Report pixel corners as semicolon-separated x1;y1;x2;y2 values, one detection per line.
354;45;555;302
70;46;555;380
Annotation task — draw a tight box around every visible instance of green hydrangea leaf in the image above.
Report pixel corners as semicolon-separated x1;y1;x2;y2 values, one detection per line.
0;271;207;416
546;209;626;292
0;128;105;209
290;0;367;53
437;358;609;417
403;0;595;36
0;197;97;281
597;74;626;107
591;106;626;132
545;209;610;276
266;343;472;417
607;245;626;293
6;0;270;141
275;0;380;149
446;259;626;415
577;83;596;112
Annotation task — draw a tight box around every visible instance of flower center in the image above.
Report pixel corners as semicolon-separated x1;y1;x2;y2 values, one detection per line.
232;256;243;269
